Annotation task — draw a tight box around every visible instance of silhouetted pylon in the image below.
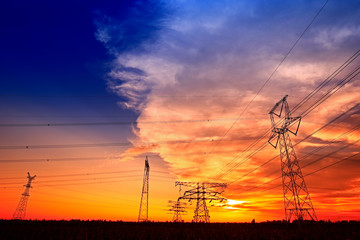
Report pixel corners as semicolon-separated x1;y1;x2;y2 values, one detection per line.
175;181;227;223
167;200;186;222
13;172;36;220
268;95;317;222
138;156;150;222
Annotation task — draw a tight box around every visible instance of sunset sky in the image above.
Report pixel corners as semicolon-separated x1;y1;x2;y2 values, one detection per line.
1;0;360;222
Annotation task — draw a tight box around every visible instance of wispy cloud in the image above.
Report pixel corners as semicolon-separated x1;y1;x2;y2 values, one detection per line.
96;0;360;220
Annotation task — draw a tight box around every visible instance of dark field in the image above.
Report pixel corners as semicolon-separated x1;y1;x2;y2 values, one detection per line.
1;220;359;240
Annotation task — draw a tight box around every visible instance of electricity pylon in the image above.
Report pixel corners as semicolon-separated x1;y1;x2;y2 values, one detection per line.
268;95;317;222
138;156;150;222
167;200;187;222
13;172;36;220
175;181;227;223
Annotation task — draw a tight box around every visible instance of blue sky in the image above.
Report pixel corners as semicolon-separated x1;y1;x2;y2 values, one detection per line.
1;0;359;114
0;0;142;124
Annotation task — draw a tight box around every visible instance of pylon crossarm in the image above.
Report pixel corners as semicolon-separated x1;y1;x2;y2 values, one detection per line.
269;95;287;117
179;197;201;200
179;194;225;202
286;117;301;136
268;132;280;148
203;182;227;188
175;181;199;188
176;181;227;189
180;191;196;199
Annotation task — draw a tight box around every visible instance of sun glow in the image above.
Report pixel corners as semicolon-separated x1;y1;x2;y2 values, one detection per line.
223;199;247;210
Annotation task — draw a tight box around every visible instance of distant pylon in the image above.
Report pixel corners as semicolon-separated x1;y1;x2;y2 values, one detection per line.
13;172;36;220
167;200;186;222
268;95;317;222
194;185;209;223
138;156;150;222
175;182;227;223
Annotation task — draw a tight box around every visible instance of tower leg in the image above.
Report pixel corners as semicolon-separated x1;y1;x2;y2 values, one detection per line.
138;157;150;222
193;184;210;223
279;132;317;222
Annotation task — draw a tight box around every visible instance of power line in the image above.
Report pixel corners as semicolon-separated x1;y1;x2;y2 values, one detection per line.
302;66;360;118
0;142;131;150
31;189;139;208
33;186;141;204
0;93;249;99
259;152;360;194
0;150;232;163
204;0;329;156
33;186;176;214
222;104;359;183
230;124;360;186
1;175;174;187
302;139;360;169
3;51;357;155
0;156;119;163
0;136;254;150
0;174;144;185
1;176;176;190
237;140;360;194
226;104;360;185
290;49;360;115
0;147;256;164
0;118;237;127
0;169;170;181
211;55;360;181
303;152;360;177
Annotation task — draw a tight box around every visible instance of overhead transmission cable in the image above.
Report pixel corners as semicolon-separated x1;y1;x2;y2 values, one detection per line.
211;56;360;181
245;151;360;194
225;103;360;184
203;0;329;157
0;149;242;163
229;123;360;186
0;136;251;150
0;169;169;181
0;118;237;128
290;49;360;115
0;174;174;187
238;138;360;193
231;126;360;187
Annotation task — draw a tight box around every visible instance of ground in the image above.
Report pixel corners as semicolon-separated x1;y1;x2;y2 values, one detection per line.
1;220;359;240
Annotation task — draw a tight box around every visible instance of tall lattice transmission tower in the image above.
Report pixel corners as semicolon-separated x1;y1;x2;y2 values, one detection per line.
167;200;187;222
268;95;317;222
138;156;150;222
13;172;36;220
175;182;227;223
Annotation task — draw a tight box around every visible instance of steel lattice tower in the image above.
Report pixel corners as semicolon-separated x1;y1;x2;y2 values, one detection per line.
13;172;36;220
167;200;186;222
175;182;227;223
138;156;150;222
268;95;317;222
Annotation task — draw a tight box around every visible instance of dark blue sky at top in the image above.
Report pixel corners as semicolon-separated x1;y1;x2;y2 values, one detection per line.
1;0;359;120
0;0;167;120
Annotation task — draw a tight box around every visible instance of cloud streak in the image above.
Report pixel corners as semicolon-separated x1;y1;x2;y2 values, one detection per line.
96;0;360;221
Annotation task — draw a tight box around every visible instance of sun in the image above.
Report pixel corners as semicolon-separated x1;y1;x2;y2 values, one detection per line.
223;199;247;210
